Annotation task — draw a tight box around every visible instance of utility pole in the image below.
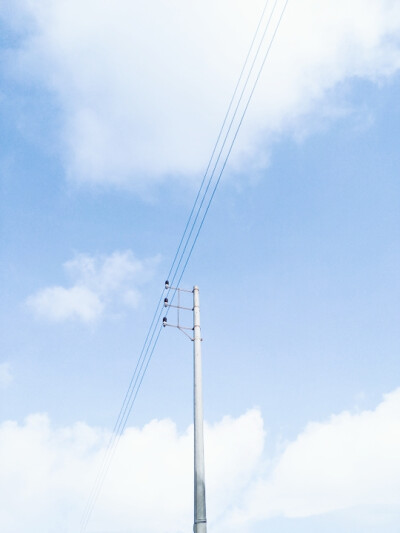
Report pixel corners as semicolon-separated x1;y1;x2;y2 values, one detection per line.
163;283;207;533
193;286;207;533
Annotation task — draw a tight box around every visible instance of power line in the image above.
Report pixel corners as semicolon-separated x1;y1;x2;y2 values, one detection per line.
80;6;275;526
82;9;274;516
165;0;280;292
177;0;290;286
80;1;290;530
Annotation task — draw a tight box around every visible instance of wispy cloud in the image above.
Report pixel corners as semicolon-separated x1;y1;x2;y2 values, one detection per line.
26;250;159;323
2;1;400;190
0;363;13;389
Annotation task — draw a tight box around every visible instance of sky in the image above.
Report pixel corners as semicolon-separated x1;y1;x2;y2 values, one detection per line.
0;0;400;532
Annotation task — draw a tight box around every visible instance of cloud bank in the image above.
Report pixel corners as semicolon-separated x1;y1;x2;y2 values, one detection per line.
228;388;400;529
26;250;159;323
2;0;400;189
1;390;400;532
0;409;264;533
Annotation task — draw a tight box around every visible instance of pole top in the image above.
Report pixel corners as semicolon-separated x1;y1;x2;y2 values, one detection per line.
193;285;199;291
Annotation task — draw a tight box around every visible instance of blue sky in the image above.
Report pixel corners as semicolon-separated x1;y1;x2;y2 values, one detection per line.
1;1;400;532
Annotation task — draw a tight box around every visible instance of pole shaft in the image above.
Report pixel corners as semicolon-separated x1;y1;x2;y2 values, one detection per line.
193;286;207;533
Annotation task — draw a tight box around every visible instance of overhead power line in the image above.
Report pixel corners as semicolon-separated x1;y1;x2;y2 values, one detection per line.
80;1;290;530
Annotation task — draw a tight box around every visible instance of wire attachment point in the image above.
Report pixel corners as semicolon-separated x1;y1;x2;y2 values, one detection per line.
162;283;195;341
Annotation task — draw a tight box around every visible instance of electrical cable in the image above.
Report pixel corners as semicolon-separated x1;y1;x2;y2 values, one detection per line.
80;1;288;527
81;9;273;519
176;0;290;287
164;0;271;288
80;1;289;529
80;6;274;526
165;0;279;293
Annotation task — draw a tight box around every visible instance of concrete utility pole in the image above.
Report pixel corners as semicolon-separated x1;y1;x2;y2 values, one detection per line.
193;286;207;533
163;283;207;533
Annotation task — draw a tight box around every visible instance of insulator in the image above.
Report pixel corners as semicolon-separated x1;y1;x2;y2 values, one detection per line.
162;317;167;327
165;280;170;289
164;298;168;307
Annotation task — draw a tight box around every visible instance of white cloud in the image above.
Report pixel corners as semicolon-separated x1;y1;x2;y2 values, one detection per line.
1;391;400;532
26;250;159;323
228;388;400;529
0;363;13;389
0;409;264;533
26;285;104;323
2;0;400;189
